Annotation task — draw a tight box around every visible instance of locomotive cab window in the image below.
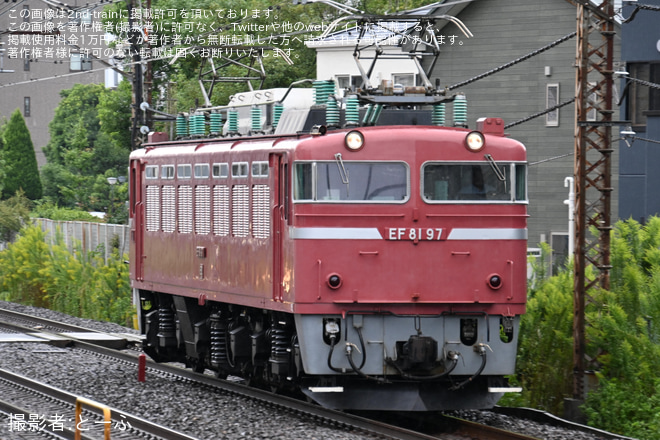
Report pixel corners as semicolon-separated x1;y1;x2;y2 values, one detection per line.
422;162;527;203
294;161;409;203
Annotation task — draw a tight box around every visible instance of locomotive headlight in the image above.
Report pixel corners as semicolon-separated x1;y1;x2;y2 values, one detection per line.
465;131;485;152
323;318;341;345
325;320;340;335
345;130;365;151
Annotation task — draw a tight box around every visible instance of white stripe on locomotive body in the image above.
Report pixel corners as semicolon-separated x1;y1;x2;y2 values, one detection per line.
289;227;384;240
289;227;527;240
447;228;528;240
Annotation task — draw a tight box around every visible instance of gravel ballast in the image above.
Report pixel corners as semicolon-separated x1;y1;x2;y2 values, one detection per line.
0;301;632;440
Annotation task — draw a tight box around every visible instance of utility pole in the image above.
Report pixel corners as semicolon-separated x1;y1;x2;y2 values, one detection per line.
571;0;615;404
128;0;145;150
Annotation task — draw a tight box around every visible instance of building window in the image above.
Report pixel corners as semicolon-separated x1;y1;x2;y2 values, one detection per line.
586;81;599;122
551;232;569;275
546;84;559;126
80;9;92;25
70;53;92;71
336;74;364;91
24;97;30;117
392;73;415;87
628;62;660;129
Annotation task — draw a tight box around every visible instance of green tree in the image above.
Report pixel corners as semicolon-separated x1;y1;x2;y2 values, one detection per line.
0;126;5;196
102;0;325;119
0;191;31;243
41;83;131;211
1;109;42;200
43;84;104;165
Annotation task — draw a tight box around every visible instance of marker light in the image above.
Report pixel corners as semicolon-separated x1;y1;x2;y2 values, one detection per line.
327;273;343;289
465;131;485;152
487;274;503;290
345;130;365;151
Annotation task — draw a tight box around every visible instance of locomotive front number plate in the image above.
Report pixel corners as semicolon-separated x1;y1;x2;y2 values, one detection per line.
386;228;443;241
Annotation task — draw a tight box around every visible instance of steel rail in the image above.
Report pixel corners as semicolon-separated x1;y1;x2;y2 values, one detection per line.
0;307;440;440
0;368;199;440
0;307;132;336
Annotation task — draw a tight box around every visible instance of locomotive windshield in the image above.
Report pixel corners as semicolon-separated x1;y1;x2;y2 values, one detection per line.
294;161;409;202
423;162;527;203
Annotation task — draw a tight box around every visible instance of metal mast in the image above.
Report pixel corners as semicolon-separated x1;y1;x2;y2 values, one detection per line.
571;0;615;400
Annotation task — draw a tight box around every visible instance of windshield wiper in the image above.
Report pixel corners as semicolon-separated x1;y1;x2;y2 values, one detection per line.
334;153;350;197
484;154;506;181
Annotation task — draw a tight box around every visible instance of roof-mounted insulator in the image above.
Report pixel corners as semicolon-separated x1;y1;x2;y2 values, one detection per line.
313;80;336;105
361;104;383;126
209;111;223;136
366;104;383;126
176;113;188;139
251;105;262;133
272;102;283;130
453;93;468;128
326;96;340;127
227;109;239;134
345;95;360;126
432;102;446;126
189;112;206;137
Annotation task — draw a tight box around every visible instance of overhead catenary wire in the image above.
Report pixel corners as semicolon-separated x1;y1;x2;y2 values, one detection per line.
622;76;660;91
529;152;574;166
447;31;577;91
505;98;576;129
626;136;660;146
621;3;660;23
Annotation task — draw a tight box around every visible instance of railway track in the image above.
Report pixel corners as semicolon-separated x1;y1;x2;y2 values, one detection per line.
0;368;198;440
0;306;627;440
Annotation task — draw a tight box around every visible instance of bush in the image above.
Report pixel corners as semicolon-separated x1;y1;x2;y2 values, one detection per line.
0;225;133;326
31;201;100;222
0;191;32;243
504;217;660;439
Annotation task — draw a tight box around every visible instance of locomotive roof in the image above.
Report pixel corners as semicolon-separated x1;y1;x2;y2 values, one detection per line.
131;123;526;162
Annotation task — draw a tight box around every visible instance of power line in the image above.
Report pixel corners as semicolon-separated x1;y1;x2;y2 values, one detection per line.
447;31;576;90
627;136;660;146
505;98;576;129
529;152;573;166
621;3;660;23
623;75;660;91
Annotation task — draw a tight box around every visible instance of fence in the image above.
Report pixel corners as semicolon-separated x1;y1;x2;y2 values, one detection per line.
36;219;130;263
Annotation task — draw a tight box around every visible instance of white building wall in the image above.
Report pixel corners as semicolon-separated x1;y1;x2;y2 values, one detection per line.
314;46;419;92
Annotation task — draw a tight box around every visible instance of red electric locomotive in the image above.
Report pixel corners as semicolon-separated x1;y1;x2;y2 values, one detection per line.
129;84;527;411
